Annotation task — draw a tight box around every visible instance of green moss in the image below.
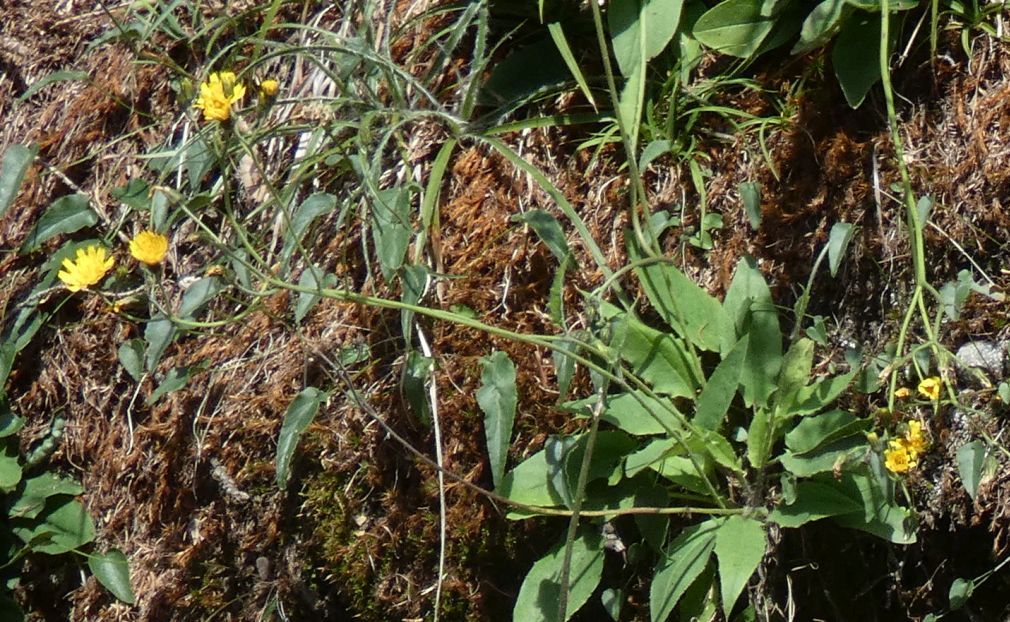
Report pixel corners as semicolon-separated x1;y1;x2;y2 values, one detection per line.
188;560;233;615
300;469;386;619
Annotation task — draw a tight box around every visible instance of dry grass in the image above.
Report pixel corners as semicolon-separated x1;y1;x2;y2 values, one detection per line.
4;1;1010;620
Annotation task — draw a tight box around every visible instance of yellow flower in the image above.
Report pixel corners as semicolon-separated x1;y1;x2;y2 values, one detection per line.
918;376;942;401
259;78;279;97
129;230;169;265
894;387;911;399
57;245;115;292
884;441;917;474
193;71;246;122
903;420;928;455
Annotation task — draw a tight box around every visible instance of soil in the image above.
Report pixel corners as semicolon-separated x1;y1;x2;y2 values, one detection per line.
2;1;1010;621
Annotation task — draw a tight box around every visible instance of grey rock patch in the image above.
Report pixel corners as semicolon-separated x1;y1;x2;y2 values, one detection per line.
955;340;1006;380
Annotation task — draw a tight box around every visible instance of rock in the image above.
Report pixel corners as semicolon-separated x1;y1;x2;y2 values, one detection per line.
955;340;1006;379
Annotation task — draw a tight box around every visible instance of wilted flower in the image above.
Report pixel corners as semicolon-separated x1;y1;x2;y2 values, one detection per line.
894;387;911;399
259;78;279;97
193;71;246;122
918;377;942;401
129;230;168;265
58;245;115;292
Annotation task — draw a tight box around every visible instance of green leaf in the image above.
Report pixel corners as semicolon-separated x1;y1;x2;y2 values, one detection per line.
13;497;96;554
714;516;766;617
371;186;412;281
956;440;987;502
117;339;145;382
88;549;136;604
0;144;36;219
650;520;719;622
403;351;432;424
282;192;336;263
7;473;84;520
692;428;743;473
948;577;974;610
630;246;734;355
779;436;865;477
791;371;855;415
110;179;150;210
400;264;430;340
833;505;916;543
17;70;90;102
150;188;170;231
694;337;748;430
625;438;713;493
184;136;213;189
785;409;866;454
604;305;701;397
792;0;849;54
746;407;772;469
693;0;775;58
724;257;782;407
832;460;917;544
915;195;933;231
547;22;597;109
144;314;175;372
827;222;854;277
295;265;336;324
776;338;814;413
275;387;326;487
633;484;669;550
601;587;622;621
609;0;685;76
20;194;98;253
767;480;864;527
846;0;918;10
832;14;881;108
0;401;24;439
0;443;22;490
146;366;191;406
567;392;682;436
477;352;518;489
678;565;719;622
617;56;646;151
545;436;578;508
499;449;565;516
479;37;569;109
178;277;222;319
548;253;567;323
512;527;604;622
609;0;642;76
563;431;637;493
513;210;569;263
553;338;578;402
640;140;671;171
739;181;762;229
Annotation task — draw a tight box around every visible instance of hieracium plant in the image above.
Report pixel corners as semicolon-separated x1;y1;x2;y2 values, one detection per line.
485;216;920;620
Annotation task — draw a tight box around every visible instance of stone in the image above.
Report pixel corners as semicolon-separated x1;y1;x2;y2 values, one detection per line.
954;340;1006;378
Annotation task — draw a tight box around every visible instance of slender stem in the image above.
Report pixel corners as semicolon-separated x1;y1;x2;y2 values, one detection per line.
556;387;607;622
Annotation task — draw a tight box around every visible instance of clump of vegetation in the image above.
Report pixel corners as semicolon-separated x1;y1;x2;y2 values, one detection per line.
2;0;1010;619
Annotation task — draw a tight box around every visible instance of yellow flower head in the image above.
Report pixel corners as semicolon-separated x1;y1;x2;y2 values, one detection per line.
903;420;928;454
884;441;917;474
193;71;246;122
894;387;912;399
129;230;169;265
57;245;115;292
259;78;279;98
918;376;942;401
